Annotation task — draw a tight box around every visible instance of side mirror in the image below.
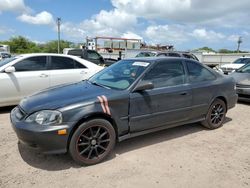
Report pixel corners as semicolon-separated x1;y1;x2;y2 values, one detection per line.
4;66;16;73
133;80;154;92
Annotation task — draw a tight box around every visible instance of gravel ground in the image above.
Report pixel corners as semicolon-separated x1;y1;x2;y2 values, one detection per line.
0;103;250;188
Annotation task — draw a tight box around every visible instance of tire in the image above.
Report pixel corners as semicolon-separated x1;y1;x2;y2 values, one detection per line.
69;119;116;165
201;99;226;129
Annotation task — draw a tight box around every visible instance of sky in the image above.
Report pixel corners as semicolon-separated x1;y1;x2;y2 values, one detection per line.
0;0;250;51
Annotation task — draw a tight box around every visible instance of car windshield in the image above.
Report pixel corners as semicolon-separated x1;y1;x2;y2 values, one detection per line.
233;58;250;64
0;57;17;67
135;52;156;57
89;60;150;90
236;63;250;73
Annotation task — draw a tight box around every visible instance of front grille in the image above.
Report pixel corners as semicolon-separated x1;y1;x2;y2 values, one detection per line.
236;84;250;88
221;67;234;71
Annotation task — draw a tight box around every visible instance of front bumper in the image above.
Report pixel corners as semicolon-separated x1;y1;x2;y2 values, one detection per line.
10;107;75;154
236;86;250;102
221;68;235;74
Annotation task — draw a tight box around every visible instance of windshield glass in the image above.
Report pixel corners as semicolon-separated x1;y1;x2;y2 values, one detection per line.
89;60;150;90
236;63;250;73
0;57;17;67
233;58;250;64
135;52;156;57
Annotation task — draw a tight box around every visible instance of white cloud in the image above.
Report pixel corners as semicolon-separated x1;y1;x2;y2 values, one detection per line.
228;35;240;42
111;0;250;26
0;0;31;13
59;9;137;41
121;31;143;40
93;9;137;31
0;26;14;34
191;28;225;41
145;25;189;45
17;11;54;25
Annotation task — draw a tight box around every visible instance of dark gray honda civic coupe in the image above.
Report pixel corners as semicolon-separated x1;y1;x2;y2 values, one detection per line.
11;57;238;165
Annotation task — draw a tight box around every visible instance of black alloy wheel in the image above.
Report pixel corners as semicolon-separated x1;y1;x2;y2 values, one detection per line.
201;99;226;129
69;119;116;165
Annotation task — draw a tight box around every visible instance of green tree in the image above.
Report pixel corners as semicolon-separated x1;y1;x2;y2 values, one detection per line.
4;36;40;54
197;46;216;52
0;36;74;54
218;49;233;53
42;40;72;53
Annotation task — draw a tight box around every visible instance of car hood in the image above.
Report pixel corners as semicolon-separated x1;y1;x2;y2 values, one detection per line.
221;63;245;69
230;72;250;86
19;81;109;114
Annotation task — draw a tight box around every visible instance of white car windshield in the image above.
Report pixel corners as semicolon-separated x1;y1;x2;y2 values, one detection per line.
0;57;17;67
233;58;250;64
236;63;250;73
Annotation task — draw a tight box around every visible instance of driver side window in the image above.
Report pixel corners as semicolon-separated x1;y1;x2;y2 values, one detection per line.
143;60;185;88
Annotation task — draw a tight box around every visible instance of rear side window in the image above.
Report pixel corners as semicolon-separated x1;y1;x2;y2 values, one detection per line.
143;60;185;88
14;56;47;72
186;61;216;82
167;53;181;57
136;52;156;57
68;50;83;57
87;51;101;60
157;53;167;57
50;56;86;70
182;54;197;61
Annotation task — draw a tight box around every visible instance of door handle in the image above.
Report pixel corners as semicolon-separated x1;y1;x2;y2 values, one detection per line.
39;73;48;78
180;92;188;95
80;70;88;74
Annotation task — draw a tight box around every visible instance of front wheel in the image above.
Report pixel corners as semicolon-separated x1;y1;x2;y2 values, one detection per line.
201;99;226;129
69;119;116;165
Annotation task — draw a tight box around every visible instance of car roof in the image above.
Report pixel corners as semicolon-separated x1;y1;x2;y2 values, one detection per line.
15;53;78;58
125;56;189;62
137;51;193;54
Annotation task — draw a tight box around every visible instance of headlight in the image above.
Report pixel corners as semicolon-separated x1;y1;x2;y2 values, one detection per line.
25;110;63;126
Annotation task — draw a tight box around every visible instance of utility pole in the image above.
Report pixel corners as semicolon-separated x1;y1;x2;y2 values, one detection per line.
56;17;61;54
237;36;242;53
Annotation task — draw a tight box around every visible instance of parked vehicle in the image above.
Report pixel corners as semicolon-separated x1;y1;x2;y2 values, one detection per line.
230;63;250;101
0;53;103;107
11;57;237;165
67;49;117;66
135;51;199;61
221;57;250;74
0;52;11;60
135;51;224;73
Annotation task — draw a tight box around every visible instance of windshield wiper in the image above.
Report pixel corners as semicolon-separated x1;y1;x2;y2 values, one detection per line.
87;80;111;89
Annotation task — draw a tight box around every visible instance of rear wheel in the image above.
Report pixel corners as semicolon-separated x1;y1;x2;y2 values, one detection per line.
201;99;226;129
69;119;116;165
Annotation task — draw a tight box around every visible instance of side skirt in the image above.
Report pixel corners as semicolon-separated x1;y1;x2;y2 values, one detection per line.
118;118;205;142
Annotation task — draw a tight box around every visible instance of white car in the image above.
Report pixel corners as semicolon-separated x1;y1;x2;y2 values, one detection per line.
221;57;250;74
0;53;104;107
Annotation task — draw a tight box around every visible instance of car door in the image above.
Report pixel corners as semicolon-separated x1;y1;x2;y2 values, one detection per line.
48;56;89;87
129;59;192;132
0;56;49;106
185;60;218;120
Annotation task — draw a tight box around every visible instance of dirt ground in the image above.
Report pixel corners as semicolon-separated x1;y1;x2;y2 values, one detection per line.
0;103;250;188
